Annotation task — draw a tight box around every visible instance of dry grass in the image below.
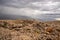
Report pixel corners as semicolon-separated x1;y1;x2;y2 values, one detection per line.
0;19;60;40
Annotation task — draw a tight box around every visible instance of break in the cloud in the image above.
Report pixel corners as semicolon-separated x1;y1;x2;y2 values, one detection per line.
0;0;60;19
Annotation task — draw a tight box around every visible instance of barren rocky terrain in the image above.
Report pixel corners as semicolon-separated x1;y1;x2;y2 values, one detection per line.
0;19;60;40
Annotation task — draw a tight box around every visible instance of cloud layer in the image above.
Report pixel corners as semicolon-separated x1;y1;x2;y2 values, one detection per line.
0;0;60;20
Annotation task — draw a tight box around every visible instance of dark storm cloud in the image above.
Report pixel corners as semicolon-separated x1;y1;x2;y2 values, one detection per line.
0;0;60;10
0;0;43;8
0;0;52;8
0;0;60;14
0;0;60;13
0;0;60;20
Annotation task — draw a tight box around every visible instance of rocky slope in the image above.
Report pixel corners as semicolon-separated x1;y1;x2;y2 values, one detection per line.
0;20;60;40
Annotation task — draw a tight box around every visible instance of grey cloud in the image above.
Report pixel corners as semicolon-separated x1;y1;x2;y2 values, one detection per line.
0;0;38;4
0;0;60;20
0;0;60;13
0;0;50;8
0;0;23;8
27;1;60;11
52;0;60;2
0;0;60;10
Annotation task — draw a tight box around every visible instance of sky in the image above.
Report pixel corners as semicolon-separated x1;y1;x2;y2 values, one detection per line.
0;0;60;20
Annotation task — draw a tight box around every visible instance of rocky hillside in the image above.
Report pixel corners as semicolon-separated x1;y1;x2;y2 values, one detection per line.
0;20;60;40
